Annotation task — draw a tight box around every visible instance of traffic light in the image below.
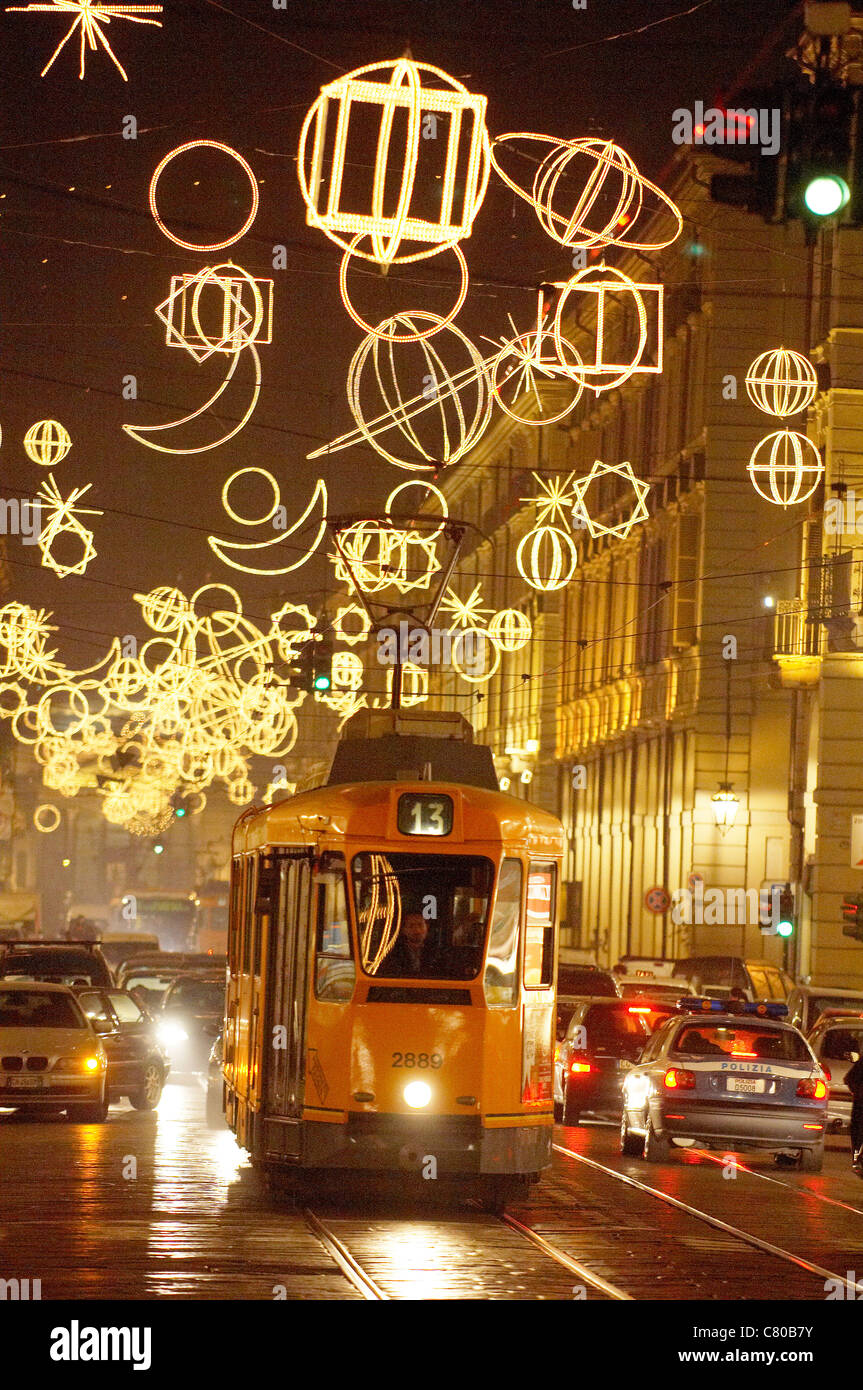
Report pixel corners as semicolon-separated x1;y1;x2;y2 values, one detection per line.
708;78;861;233
707;84;786;222
842;892;863;942
293;636;333;693
785;80;855;225
776;883;796;939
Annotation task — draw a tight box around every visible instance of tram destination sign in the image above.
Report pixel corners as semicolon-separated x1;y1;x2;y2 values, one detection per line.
397;793;453;837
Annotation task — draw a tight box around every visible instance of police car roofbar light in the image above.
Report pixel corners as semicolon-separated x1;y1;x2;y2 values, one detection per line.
679;996;788;1018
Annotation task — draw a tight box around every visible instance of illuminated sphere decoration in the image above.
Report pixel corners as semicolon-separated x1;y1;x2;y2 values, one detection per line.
488;608;532;652
24;419;72;466
149;141;260;252
489;133;683;252
747;430;824;507
516;524;578;592
297;58;491;268
323;312;492;472
553;263;659;395
745;348;818;418
33;803;61;833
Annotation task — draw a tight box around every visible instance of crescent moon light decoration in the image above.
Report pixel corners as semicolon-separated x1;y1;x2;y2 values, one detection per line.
208;470;328;576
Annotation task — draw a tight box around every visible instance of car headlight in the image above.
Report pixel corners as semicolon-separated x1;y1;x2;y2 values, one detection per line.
158;1021;189;1046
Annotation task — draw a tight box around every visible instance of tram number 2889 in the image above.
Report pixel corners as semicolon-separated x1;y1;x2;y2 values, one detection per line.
391;1052;443;1068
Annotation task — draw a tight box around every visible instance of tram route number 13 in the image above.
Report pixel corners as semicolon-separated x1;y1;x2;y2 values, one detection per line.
392;1052;443;1068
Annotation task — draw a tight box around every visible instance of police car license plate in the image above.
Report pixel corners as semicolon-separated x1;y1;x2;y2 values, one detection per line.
8;1075;42;1090
727;1077;765;1094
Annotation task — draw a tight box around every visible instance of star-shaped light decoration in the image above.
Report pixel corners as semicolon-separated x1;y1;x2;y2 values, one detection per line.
7;1;163;82
438;582;494;631
570;459;650;540
36;474;102;578
520;471;578;528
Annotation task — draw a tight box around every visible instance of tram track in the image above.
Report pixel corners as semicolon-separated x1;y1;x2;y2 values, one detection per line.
554;1140;863;1298
303;1207;389;1300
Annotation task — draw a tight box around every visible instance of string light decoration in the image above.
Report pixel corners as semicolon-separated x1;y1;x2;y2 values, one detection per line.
552;263;662;395
745;348;818;418
24;419;72;466
385;480;449;538
123;341;261;455
208;470;327;576
385;662;428;705
450;628;500;683
332;602;371;648
516;524;577;592
309;312;492;472
36;474;101;578
490;298;585;426
149;141;260;252
158;264;273;362
338;238;469;342
489;133;683;252
747;430;824;507
332;650;364;692
570;459;650;540
33;803;61;832
438;583;494;631
0;586;312;837
7;1;163;81
297;58;490;268
516;472;579;592
330;519;440;595
488;608;532;652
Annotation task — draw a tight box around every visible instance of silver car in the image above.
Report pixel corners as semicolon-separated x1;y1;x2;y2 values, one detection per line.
621;998;828;1170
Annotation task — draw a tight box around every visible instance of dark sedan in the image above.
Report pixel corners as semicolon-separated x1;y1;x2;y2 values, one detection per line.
554;998;651;1125
75;987;169;1109
157;975;225;1071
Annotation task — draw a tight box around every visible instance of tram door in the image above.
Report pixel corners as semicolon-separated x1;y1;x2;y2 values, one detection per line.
264;854;312;1117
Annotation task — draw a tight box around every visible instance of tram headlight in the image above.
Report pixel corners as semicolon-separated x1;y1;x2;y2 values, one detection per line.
403;1081;432;1109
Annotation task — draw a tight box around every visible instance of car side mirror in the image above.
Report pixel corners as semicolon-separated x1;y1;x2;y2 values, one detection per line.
90;1017;112;1034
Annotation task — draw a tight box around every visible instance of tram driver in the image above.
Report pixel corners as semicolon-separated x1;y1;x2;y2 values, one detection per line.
384;911;441;977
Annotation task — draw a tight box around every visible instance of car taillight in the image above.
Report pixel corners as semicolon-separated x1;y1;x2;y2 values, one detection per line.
663;1067;696;1090
797;1076;827;1099
569;1060;592;1075
821;1065;831;1083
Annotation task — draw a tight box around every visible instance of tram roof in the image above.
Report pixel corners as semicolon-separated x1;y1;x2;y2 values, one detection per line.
233;781;564;856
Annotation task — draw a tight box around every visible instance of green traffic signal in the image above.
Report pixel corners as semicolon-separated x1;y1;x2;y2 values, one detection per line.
776;919;794;939
313;672;332;692
803;173;850;217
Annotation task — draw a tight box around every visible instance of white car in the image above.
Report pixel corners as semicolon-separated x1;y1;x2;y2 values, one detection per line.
807;1013;863;1133
0;981;108;1122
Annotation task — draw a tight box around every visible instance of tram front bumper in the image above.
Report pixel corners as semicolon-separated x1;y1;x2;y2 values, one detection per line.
294;1112;552;1175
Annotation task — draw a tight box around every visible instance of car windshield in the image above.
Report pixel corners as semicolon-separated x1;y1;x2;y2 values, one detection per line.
163;980;224;1012
0;990;85;1028
125;973;175;995
821;1026;863;1061
671;1023;809;1062
559;966;617;997
351;853;494;980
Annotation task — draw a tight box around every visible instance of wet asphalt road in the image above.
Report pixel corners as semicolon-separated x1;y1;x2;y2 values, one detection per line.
3;1074;863;1300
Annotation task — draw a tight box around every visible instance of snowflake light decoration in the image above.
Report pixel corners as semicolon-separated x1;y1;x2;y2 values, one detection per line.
7;1;163;82
36;474;101;578
438;583;494;631
570;459;650;540
520;471;578;526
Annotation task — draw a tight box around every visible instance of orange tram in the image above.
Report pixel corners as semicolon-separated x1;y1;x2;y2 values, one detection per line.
222;711;564;1208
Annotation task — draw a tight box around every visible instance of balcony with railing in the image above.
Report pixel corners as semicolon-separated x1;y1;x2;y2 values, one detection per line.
772;600;823;686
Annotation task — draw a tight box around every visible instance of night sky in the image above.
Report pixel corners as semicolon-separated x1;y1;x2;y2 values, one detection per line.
0;0;797;667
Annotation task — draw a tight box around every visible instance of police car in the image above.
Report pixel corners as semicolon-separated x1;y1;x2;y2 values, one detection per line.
620;998;828;1170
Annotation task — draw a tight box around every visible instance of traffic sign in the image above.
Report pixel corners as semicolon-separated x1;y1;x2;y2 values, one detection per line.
644;885;671;915
851;814;863;868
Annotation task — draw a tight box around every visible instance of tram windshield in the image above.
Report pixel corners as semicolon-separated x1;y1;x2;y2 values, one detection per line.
351;853;494;980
